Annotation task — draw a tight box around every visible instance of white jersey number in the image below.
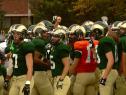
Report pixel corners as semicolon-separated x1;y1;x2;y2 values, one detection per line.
50;55;55;69
13;54;18;68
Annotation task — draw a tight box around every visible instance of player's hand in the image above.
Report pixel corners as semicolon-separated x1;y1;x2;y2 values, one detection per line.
4;79;10;90
56;79;64;89
5;52;12;58
22;84;30;95
99;77;106;85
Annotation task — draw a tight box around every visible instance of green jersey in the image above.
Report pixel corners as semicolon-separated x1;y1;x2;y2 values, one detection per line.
50;42;71;77
119;35;126;52
97;37;119;70
32;38;48;71
5;41;35;76
118;35;126;63
32;38;46;54
0;64;6;76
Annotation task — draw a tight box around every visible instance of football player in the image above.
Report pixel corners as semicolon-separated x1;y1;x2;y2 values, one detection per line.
52;16;62;29
114;21;126;95
31;25;54;95
37;20;54;32
69;26;98;95
5;24;35;95
26;25;36;41
90;21;107;95
50;28;71;95
97;25;119;95
81;20;94;37
67;24;81;95
36;20;54;84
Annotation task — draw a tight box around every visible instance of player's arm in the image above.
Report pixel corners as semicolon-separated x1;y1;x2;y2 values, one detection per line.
69;58;80;74
121;40;126;76
23;42;35;95
60;57;70;80
22;53;33;95
59;45;72;80
33;50;50;68
102;51;114;79
121;52;126;76
69;50;81;74
25;53;33;81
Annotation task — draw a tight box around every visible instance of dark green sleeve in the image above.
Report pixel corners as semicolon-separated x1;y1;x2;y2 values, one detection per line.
0;65;6;77
121;39;126;52
60;50;69;58
74;50;82;58
22;42;35;55
101;42;113;53
0;52;5;61
59;44;71;58
32;38;46;54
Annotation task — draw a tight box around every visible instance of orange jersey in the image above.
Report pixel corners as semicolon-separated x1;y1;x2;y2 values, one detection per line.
74;40;99;73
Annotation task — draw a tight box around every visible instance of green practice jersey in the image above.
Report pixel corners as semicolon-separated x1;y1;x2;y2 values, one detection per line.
5;41;35;76
119;35;126;52
50;42;71;77
32;38;46;54
118;35;126;63
32;38;48;71
97;37;119;70
0;64;6;76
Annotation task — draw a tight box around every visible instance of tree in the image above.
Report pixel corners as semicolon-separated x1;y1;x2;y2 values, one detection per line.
29;0;76;26
73;0;126;23
29;0;126;25
110;0;126;21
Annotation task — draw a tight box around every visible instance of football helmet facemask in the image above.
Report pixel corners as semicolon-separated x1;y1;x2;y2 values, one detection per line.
90;21;108;40
51;28;66;45
12;24;27;43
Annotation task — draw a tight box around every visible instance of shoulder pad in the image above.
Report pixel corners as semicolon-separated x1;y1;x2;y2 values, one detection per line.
57;43;71;52
100;37;115;45
22;41;35;53
74;40;89;50
93;40;99;46
32;38;45;48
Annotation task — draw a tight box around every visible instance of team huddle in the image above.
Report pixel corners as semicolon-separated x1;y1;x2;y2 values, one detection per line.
0;16;126;95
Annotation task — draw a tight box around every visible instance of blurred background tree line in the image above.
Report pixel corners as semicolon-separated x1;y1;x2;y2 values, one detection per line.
0;0;126;28
29;0;126;26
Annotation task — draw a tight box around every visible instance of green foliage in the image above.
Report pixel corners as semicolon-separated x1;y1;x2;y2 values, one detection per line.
73;0;126;23
29;0;74;26
29;0;126;25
